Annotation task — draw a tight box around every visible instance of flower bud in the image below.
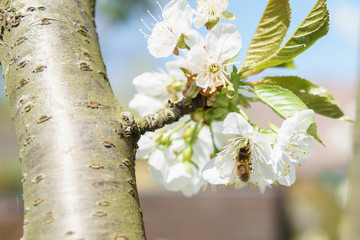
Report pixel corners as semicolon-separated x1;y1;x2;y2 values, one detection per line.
205;107;229;122
211;93;229;108
183;82;199;98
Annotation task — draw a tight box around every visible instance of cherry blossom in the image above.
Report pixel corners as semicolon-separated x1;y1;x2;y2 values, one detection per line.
137;123;213;197
188;23;241;93
272;110;314;186
129;58;186;116
194;0;231;29
142;0;194;58
203;112;274;193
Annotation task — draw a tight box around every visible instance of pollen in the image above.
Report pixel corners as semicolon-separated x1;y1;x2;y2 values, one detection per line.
284;162;287;165
284;173;288;176
283;168;286;171
298;163;301;167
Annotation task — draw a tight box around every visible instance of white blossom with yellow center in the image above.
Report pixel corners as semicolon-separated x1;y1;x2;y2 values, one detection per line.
142;0;194;58
272;110;314;186
188;23;241;93
194;0;229;28
203;112;274;193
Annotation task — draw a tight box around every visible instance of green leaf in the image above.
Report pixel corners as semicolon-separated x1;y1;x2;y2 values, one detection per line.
308;122;324;146
258;76;349;120
254;85;323;144
254;85;308;118
272;60;296;69
240;0;291;78
253;0;330;69
268;121;279;132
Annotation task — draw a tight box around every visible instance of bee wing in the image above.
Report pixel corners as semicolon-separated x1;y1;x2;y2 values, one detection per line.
229;161;239;184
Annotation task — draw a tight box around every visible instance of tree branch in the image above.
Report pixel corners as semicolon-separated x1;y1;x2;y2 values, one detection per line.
137;94;204;135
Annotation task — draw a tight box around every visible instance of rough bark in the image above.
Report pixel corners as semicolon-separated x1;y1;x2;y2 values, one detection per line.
138;94;204;135
0;0;146;239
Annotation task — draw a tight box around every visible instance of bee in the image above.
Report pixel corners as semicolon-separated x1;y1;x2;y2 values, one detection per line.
236;144;252;182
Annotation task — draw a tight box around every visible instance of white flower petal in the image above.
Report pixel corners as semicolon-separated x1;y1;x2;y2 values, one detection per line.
185;29;205;49
148;21;179;58
193;13;208;28
148;149;171;185
165;162;192;191
165;57;188;81
128;94;164;117
249;172;272;193
283;132;313;163
272;144;296;186
218;142;240;173
278;109;314;140
188;45;207;73
132;72;170;97
136;132;156;159
147;0;193;58
193;126;213;168
162;0;193;33
205;23;241;62
194;0;229;28
277;110;314;163
195;72;211;89
202;158;229;185
223;112;254;135
251;132;272;164
188;175;206;196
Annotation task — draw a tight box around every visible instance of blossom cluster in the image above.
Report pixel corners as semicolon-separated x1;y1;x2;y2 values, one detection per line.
130;0;316;196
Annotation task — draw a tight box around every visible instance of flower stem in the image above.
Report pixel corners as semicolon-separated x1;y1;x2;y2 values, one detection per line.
228;103;251;122
165;119;191;141
210;124;220;154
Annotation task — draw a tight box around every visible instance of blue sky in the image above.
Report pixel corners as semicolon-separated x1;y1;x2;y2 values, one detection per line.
96;0;360;105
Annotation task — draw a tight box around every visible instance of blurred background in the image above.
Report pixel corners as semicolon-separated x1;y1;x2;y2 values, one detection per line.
0;0;359;239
